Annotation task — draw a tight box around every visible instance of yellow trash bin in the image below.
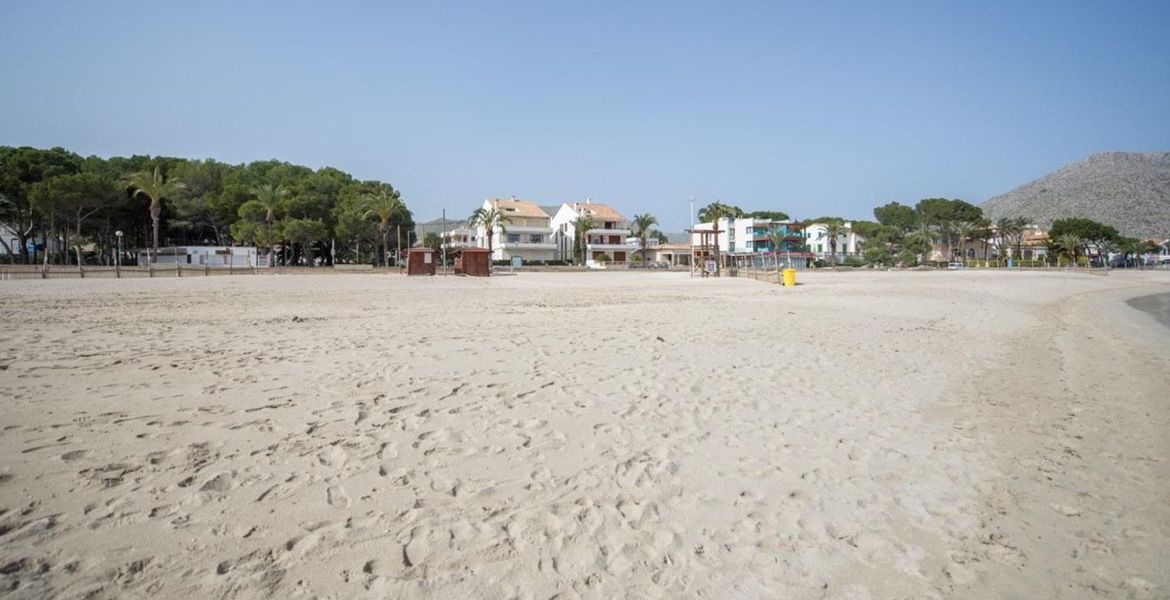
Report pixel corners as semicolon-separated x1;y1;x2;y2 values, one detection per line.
782;268;797;287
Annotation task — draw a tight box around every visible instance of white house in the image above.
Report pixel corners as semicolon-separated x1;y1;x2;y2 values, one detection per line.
0;223;64;260
549;200;638;263
0;223;25;258
475;197;557;262
440;226;478;253
690;217;808;256
138;246;258;266
804;222;864;259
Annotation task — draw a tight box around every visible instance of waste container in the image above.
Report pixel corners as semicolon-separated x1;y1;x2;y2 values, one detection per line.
782;268;797;287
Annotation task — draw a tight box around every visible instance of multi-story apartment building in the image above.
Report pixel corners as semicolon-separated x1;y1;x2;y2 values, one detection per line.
549;200;637;263
440;226;478;253
690;217;808;255
475;197;557;262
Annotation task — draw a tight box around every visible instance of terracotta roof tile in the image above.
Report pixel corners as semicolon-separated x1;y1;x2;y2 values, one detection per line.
488;198;550;219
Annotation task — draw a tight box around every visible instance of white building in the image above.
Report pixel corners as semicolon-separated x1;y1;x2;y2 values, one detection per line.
474;197;557;262
549;200;637;263
1;223;25;258
690;217;808;256
0;223;63;259
804;222;864;259
137;246;258;266
440;226;478;253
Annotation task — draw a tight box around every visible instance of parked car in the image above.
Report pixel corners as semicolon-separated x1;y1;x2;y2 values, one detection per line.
1109;256;1140;268
947;262;965;270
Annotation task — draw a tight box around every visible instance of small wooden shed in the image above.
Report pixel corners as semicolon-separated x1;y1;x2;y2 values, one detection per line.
458;247;491;277
406;247;436;276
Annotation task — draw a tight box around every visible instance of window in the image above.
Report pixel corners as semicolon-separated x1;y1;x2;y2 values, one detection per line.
507;234;520;243
529;235;543;244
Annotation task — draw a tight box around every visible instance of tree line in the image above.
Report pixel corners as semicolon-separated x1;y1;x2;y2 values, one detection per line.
0;146;415;266
693;197;1161;266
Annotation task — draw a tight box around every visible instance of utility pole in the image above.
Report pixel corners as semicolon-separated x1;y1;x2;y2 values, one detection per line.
441;208;448;275
689;197;695;278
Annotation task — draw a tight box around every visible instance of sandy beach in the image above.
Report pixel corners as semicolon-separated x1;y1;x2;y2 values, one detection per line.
1;270;1167;599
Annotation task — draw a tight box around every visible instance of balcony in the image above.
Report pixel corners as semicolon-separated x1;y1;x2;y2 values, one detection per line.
586;227;631;236
499;241;557;249
586;242;639;252
500;225;553;234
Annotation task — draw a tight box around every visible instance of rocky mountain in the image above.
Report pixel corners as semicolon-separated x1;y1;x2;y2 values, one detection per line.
981;152;1170;239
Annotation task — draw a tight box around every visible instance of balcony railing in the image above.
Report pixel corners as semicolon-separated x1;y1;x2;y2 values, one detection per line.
500;241;557;249
498;225;553;234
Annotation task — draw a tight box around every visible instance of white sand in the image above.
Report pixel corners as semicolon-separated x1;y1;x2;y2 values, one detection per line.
1;270;1168;599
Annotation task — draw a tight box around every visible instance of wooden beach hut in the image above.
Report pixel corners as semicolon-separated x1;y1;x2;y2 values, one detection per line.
457;247;491;277
406;247;436;276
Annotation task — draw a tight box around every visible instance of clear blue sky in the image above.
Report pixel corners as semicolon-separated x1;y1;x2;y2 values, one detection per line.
2;1;1167;229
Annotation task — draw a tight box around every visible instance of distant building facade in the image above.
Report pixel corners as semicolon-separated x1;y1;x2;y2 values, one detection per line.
137;246;258;266
549;200;638;263
804;222;864;259
475;197;557;262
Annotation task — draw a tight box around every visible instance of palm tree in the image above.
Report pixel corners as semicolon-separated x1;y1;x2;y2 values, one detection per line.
699;205;733;271
955;221;976;265
1056;233;1082;268
123;166;185;263
905;231;934;265
767;229;787;283
697;202;741;223
631;213;658;263
1118;238;1144;268
1096;238;1116;269
250;183;288;265
1010;216;1029;259
994;217;1022;265
468;205;510;260
365;188;406;267
571;215;595;265
820;221;847;263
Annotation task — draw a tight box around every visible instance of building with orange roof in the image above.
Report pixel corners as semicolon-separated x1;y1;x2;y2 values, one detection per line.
549;199;638;264
474;197;557;262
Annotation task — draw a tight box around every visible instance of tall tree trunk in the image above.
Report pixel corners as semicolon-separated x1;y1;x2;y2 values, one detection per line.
381;228;390;267
150;198;161;264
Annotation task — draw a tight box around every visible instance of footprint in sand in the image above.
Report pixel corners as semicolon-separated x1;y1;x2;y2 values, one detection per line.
327;484;351;508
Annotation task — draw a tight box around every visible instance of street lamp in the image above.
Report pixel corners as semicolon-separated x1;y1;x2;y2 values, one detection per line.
115;230;123;278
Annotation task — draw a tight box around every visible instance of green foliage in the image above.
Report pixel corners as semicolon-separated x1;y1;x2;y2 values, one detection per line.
802;216;846;225
697;202;743;222
571;215;595;265
631;213;658;261
851;220;899;247
873;202;919;232
0;145;411;266
745;210;789;221
862;246;893;266
1049;217;1119;243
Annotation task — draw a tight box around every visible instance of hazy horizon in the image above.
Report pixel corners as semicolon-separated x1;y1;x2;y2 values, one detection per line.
2;1;1167;229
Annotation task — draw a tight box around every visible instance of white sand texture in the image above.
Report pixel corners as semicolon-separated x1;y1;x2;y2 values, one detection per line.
1;270;1168;599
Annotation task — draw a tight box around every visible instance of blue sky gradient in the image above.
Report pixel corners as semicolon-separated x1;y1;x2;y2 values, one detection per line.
2;0;1167;228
